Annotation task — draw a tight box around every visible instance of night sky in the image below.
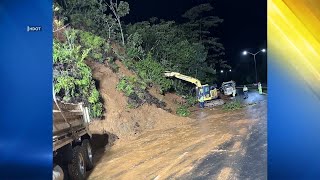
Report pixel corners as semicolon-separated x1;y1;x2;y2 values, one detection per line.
124;0;267;84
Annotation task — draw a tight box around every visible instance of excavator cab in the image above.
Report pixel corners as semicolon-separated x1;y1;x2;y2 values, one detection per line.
196;86;205;100
202;85;211;99
196;84;217;101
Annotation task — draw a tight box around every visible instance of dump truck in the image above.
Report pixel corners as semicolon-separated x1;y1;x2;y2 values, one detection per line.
221;81;237;97
164;71;224;107
53;99;93;180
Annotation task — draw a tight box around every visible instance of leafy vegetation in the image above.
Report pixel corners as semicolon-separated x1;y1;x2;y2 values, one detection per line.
105;0;130;45
124;4;228;95
175;95;197;117
125;32;144;60
117;76;147;97
54;0;129;42
78;30;111;62
185;95;198;107
53;28;104;118
53;1;230;116
222;100;243;111
134;53;172;92
116;76;167;109
117;77;136;96
176;105;191;117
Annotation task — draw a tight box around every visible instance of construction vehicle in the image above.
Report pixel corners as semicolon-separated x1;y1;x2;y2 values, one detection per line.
53;94;93;180
164;71;224;107
221;81;237;97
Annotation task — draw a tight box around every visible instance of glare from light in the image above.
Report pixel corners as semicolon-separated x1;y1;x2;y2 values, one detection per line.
220;70;224;73
243;51;247;55
229;69;232;72
261;49;266;52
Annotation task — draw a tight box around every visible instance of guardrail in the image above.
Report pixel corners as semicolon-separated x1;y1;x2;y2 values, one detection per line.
236;86;267;89
235;86;268;95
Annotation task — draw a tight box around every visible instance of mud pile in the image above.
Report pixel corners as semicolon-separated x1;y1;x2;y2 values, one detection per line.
88;60;191;142
148;87;186;113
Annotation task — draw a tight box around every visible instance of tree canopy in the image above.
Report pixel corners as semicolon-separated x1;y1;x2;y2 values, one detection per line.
53;1;229;117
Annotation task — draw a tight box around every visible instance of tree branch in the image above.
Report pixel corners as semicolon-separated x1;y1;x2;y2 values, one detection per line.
53;24;70;32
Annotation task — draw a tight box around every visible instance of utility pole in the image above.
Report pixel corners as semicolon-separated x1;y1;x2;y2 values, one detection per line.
242;49;266;84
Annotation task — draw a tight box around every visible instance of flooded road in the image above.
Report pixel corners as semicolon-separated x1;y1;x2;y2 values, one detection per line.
88;99;267;180
235;89;267;105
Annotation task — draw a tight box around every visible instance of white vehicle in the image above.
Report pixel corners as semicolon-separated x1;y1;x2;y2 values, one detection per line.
53;100;93;180
221;81;237;96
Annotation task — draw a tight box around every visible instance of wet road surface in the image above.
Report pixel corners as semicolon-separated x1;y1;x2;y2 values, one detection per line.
88;93;267;180
235;89;267;105
181;100;267;179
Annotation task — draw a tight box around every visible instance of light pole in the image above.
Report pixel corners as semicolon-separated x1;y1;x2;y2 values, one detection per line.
242;49;266;83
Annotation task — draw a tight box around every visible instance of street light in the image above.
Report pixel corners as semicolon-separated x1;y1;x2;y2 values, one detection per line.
229;69;232;72
243;51;247;55
220;70;224;73
242;49;266;83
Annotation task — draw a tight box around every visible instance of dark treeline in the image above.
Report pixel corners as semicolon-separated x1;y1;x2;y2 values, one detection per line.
53;0;229;117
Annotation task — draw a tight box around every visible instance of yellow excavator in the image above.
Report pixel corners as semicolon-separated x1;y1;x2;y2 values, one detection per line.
164;71;224;107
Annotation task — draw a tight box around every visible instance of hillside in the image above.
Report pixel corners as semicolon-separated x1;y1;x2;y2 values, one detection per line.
53;0;224;143
87;58;192;142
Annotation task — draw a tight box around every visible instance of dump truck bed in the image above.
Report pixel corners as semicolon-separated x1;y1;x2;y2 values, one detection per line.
53;101;90;151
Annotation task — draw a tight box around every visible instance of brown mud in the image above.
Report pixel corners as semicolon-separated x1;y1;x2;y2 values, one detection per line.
148;87;185;113
86;59;267;179
88;101;266;179
87;61;191;142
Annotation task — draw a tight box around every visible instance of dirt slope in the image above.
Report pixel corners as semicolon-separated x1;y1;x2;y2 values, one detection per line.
148;87;186;113
87;61;191;142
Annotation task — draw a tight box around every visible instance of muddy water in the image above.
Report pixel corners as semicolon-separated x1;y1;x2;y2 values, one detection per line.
88;101;267;180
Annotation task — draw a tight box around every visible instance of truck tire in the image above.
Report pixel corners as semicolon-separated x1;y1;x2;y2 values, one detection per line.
82;139;94;170
68;146;86;180
53;164;64;180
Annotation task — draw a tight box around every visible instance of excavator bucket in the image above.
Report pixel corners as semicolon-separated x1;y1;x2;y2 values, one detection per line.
204;99;225;107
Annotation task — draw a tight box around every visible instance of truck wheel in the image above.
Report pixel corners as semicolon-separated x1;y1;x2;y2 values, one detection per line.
68;146;86;180
82;139;94;170
53;164;64;180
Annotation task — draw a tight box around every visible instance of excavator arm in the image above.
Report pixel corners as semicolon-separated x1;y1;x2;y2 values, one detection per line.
164;71;202;87
164;71;223;107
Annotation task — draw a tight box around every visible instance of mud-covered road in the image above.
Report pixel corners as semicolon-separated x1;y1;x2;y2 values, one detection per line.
88;95;267;180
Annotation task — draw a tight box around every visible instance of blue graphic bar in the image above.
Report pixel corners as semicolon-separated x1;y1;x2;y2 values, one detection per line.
0;0;52;179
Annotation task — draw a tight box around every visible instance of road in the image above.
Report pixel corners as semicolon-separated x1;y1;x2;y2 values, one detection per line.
182;91;267;179
235;88;267;105
88;92;267;179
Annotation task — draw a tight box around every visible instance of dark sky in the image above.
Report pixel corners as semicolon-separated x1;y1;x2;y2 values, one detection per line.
124;0;267;84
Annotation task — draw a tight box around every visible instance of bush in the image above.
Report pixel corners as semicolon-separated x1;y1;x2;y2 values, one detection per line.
90;102;103;118
117;76;166;109
122;58;136;70
77;30;111;63
117;76;147;96
185;95;198;107
222;100;243;111
126;103;136;109
176;105;191;117
126;32;144;60
135;53;172;92
117;77;135;96
53;29;104;118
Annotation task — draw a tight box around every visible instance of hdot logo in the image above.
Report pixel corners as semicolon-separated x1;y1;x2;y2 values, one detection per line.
27;26;42;32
